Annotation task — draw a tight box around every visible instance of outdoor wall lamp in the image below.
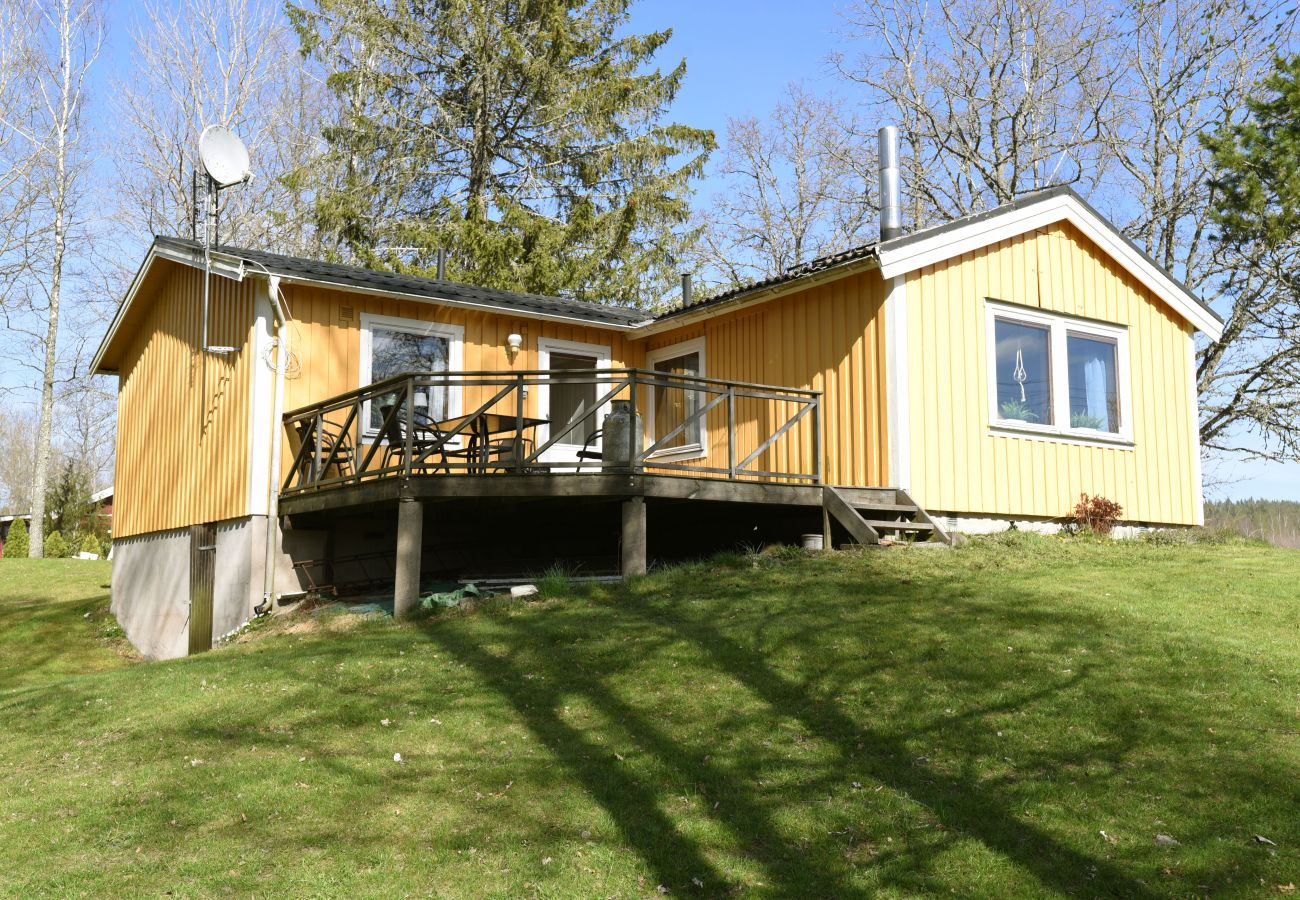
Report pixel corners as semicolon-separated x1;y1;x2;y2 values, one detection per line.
506;332;523;360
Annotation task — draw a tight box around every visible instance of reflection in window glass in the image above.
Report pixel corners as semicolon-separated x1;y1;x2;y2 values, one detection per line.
653;351;702;449
994;319;1052;425
1067;334;1119;432
369;328;450;430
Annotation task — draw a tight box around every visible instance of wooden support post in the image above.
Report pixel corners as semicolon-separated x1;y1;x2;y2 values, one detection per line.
620;496;647;577
394;498;423;617
822;504;833;550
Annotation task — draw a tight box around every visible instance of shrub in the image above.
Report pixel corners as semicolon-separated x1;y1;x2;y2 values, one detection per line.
1073;493;1123;536
43;530;70;559
4;518;28;558
77;533;102;557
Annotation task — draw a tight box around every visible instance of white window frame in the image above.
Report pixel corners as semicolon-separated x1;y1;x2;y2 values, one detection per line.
645;336;708;461
984;300;1133;447
359;312;464;439
536;336;612;461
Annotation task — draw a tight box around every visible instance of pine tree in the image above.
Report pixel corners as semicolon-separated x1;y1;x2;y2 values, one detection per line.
43;460;94;547
289;0;714;304
1201;56;1300;460
4;518;29;559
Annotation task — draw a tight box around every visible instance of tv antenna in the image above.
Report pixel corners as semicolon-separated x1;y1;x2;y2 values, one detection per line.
195;124;253;354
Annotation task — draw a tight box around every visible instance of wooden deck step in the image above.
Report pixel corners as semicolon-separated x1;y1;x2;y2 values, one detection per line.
861;519;934;531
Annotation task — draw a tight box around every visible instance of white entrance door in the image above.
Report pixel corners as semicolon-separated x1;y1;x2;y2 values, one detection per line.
536;338;612;465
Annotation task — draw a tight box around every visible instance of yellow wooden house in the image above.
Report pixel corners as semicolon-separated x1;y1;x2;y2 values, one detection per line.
92;183;1221;659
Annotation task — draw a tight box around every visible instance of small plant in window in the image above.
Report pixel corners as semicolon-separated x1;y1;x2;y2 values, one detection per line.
1070;411;1105;430
999;399;1040;422
1072;493;1123;535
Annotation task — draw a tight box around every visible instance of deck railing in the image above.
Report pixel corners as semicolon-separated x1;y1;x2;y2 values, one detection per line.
280;368;822;495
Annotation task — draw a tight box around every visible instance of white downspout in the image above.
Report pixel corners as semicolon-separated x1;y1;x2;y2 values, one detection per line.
259;274;288;613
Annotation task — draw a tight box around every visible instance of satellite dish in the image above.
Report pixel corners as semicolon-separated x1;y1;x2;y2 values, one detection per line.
198;125;251;188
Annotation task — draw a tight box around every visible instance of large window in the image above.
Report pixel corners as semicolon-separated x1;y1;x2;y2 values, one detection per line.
646;338;706;457
986;302;1130;442
359;313;463;435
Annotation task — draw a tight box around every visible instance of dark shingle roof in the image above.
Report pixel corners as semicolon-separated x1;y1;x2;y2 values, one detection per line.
154;236;648;328
653;243;880;323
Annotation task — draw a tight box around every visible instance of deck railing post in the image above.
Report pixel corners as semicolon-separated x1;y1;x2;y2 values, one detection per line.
628;373;639;470
514;373;525;473
310;412;322;485
403;377;414;479
811;393;823;484
727;385;736;479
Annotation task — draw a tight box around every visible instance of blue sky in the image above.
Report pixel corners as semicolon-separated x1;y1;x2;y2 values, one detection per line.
53;1;1300;500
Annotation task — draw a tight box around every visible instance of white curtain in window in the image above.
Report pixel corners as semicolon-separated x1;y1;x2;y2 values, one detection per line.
1084;357;1109;430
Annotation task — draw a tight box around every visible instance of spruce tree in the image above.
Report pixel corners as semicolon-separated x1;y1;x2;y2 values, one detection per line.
289;0;714;304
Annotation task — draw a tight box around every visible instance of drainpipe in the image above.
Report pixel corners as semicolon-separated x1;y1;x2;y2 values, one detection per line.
257;274;288;615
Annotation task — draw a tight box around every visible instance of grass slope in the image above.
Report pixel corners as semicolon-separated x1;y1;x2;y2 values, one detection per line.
0;537;1298;898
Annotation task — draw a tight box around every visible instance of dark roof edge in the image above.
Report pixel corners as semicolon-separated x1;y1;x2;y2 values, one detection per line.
151;235;648;328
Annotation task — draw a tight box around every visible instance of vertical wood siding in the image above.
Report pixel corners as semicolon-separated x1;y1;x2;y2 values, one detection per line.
113;265;257;538
905;222;1200;525
641;269;889;486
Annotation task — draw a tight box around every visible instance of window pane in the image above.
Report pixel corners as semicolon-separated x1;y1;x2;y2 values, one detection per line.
994;319;1052;425
369;328;450;430
548;352;598;445
653;351;702;449
1067;334;1119;432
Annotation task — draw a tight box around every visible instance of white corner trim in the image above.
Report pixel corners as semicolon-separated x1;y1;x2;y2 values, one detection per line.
884;275;911;490
247;278;276;516
877;193;1224;341
1187;333;1205;526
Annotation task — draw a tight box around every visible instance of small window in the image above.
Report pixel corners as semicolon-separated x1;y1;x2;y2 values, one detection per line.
1066;333;1119;433
994;318;1053;426
360;314;463;435
986;301;1130;444
646;338;706;457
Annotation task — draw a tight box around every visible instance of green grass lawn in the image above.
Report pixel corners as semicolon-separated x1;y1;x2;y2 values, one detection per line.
1;535;1298;898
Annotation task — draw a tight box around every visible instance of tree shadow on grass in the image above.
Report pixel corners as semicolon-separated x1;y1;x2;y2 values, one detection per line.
416;574;1159;896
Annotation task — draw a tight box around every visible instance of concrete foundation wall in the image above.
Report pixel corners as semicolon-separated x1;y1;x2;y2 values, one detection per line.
112;516;277;658
940;512;1168;539
213;519;256;640
111;527;191;660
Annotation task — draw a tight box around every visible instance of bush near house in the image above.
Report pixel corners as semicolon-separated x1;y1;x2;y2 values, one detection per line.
3;518;28;558
1073;493;1124;535
42;530;69;559
0;537;1297;897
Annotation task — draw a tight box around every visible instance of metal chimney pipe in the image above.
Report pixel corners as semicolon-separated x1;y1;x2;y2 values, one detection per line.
435;248;447;280
681;272;693;307
878;126;903;241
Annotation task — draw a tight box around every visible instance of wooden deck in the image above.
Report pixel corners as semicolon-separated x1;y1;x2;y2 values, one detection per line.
278;472;898;517
275;370;950;614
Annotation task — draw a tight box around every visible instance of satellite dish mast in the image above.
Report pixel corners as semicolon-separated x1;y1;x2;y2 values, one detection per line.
196;125;253;354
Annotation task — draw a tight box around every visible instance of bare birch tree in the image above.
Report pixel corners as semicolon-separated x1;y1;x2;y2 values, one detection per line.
690;84;876;288
836;0;1120;226
24;0;102;556
113;0;330;256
